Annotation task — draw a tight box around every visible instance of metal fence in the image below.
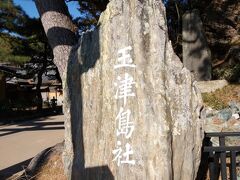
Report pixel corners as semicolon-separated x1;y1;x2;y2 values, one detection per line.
201;132;240;180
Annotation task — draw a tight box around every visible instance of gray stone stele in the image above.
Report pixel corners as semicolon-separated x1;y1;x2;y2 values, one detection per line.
182;9;212;81
63;1;204;180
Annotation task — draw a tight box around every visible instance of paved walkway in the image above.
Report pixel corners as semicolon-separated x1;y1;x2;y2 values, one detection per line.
0;115;64;178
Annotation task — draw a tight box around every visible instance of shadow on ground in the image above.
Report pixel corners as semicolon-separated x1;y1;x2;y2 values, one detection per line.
0;116;64;137
0;158;33;179
0;106;63;125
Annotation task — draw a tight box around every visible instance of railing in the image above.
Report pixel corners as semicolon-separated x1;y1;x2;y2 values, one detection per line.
202;132;240;180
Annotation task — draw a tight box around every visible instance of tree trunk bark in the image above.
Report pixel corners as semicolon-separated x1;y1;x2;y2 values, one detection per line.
35;1;79;178
36;43;49;111
36;69;44;111
35;0;77;76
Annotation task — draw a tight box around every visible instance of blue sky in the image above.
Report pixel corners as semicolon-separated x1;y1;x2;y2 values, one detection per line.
13;0;80;19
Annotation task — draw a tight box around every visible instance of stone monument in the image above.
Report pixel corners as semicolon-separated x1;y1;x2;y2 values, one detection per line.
63;1;204;179
182;9;212;81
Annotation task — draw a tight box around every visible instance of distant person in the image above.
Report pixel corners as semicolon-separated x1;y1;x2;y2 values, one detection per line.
50;96;57;110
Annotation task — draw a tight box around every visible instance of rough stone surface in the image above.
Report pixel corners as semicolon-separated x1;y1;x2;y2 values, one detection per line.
182;9;212;81
204;105;240;146
217;108;232;121
196;80;229;93
63;1;204;179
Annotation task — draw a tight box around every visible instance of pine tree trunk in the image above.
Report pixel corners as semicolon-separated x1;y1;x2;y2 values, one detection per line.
35;0;77;76
36;70;43;111
35;1;79;178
